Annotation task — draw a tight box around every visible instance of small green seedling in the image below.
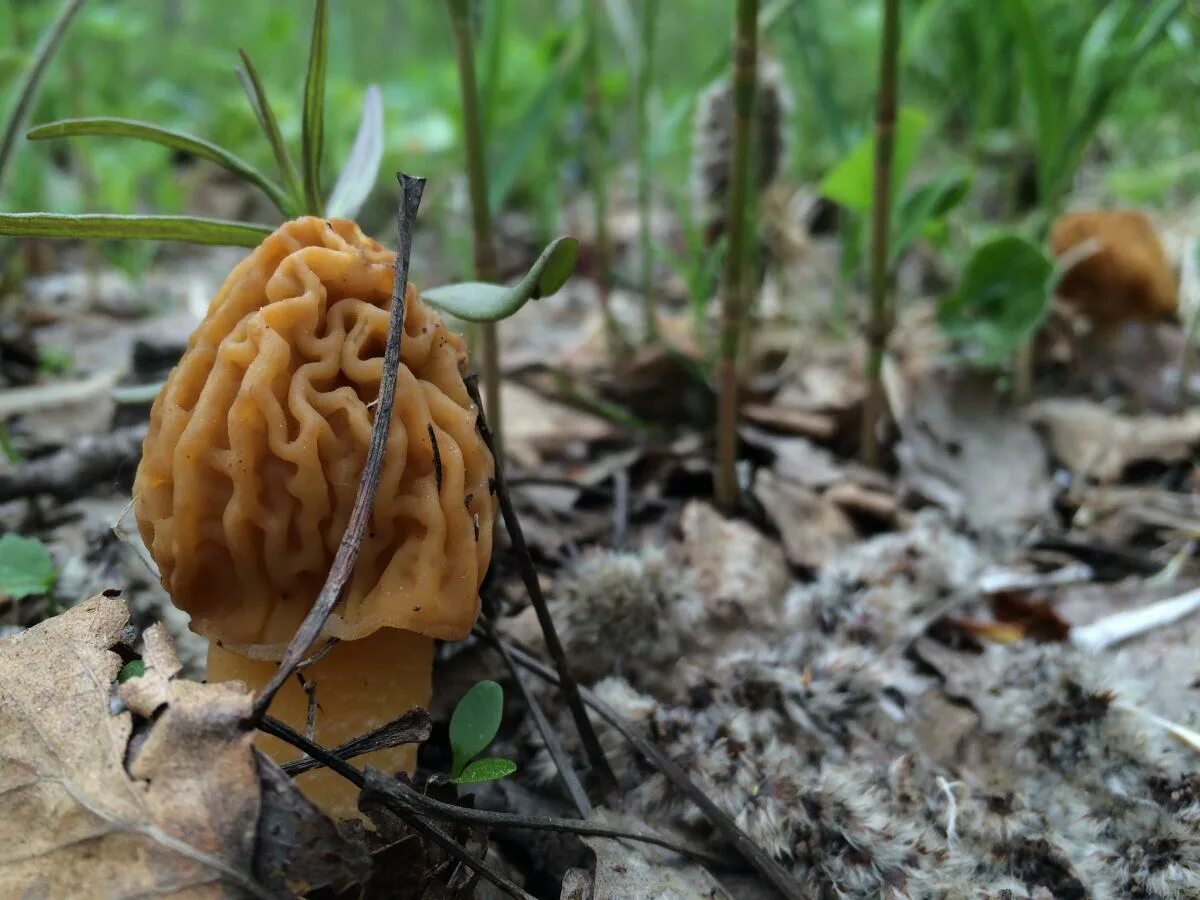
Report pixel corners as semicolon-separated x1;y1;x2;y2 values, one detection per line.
117;659;145;683
448;679;516;785
0;533;57;600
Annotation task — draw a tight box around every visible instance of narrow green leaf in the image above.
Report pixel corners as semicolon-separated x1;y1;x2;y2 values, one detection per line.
118;659;145;683
422;237;579;322
452;757;517;785
1055;0;1181;203
938;234;1055;366
449;680;504;778
325;85;383;220
0;0;86;190
27;117;292;215
488;34;585;214
479;0;508;138
891;170;971;263
237;48;304;215
1002;0;1061;201
0;534;57;600
0;213;272;247
819;108;929;214
301;0;329;215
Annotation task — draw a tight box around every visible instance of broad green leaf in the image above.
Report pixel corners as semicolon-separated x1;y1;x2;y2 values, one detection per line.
237;48;304;215
301;0;328;215
27;118;292;215
488;35;585;214
938;234;1054;366
423;236;579;322
891;169;971;263
819;108;930;214
0;534;56;599
325;85;383;220
0;0;86;189
451;757;517;785
0;213;272;247
117;659;145;683
449;680;504;778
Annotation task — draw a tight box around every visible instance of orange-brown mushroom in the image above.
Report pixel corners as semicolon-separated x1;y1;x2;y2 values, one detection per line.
134;217;495;819
1050;209;1178;330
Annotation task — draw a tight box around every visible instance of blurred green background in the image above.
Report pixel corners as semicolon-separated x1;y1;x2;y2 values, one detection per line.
3;0;1199;268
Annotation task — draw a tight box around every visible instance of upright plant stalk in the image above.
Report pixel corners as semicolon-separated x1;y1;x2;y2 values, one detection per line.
860;0;900;468
448;0;504;456
583;0;618;348
636;0;659;338
715;0;758;513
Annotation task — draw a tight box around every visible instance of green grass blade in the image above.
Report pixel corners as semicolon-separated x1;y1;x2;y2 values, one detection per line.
0;0;87;191
237;47;303;215
1003;0;1061;201
0;213;272;247
27;117;292;215
301;0;328;215
422;236;578;322
487;34;584;213
479;0;507;138
325;85;383;219
786;0;850;155
1056;0;1181;202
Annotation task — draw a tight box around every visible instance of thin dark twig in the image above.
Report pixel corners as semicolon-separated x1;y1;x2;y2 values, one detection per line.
281;708;432;776
297;638;339;671
250;173;424;724
259;716;534;900
264;714;729;876
302;678;318;741
478;617;592;818
360;768;735;870
612;468;630;549
493;636;806;900
466;376;617;796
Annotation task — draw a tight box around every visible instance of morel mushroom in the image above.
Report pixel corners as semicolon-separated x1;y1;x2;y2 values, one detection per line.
134;217;495;819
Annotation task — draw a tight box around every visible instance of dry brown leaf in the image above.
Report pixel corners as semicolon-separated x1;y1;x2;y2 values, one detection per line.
894;373;1054;530
502;382;619;469
0;596;367;898
679;501;790;626
578;810;732;900
741;403;837;441
0;595;270;898
752;469;858;570
1029;399;1200;482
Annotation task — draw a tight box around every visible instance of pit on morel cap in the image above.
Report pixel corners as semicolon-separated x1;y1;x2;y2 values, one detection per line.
133;217;495;820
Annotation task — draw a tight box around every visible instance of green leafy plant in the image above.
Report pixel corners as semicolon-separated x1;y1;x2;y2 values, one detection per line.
1004;0;1182;228
0;534;57;600
448;680;517;785
820;107;970;269
0;0;380;244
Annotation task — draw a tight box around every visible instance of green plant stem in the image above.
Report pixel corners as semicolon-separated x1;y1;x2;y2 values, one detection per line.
583;0;618;349
448;0;504;458
861;0;900;468
715;0;758;513
637;0;659;338
0;0;86;192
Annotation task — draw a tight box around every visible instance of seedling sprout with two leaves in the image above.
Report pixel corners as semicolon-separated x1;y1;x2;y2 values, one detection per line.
448;679;517;786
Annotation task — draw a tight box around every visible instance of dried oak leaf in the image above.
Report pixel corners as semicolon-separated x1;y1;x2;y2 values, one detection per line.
0;595;362;898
